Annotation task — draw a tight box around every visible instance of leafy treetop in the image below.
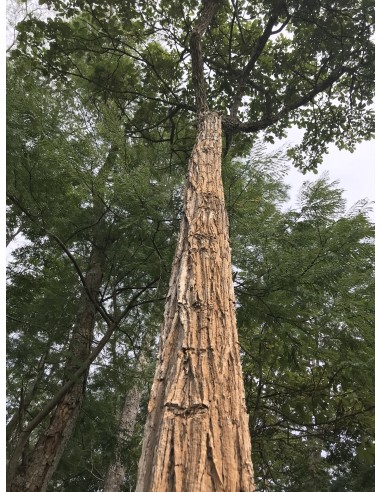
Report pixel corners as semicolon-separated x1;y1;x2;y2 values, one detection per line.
13;0;374;170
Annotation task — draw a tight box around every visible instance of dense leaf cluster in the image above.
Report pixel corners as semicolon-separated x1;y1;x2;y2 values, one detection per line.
12;0;374;169
226;159;374;490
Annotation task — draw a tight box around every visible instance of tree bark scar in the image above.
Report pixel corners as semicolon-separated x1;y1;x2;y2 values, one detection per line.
136;112;255;491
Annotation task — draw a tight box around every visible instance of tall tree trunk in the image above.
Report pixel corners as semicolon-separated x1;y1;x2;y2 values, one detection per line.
136;112;254;491
103;385;143;492
9;245;106;492
7;145;119;492
104;354;147;492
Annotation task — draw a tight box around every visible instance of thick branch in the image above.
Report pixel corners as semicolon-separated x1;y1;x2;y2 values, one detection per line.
231;3;289;117
223;65;350;133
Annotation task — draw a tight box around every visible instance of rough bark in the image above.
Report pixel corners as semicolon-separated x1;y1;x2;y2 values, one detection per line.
103;385;143;492
136;112;254;491
8;245;106;492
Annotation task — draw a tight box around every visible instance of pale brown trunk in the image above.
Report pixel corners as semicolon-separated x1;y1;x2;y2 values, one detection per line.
104;385;143;492
9;246;105;492
136;112;254;491
104;462;126;492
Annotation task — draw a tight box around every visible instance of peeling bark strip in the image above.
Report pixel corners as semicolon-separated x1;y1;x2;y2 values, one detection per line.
136;112;254;491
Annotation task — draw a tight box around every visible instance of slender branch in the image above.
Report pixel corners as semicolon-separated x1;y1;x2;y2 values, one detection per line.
6;225;22;247
6;351;49;442
231;3;289;117
6;193;113;325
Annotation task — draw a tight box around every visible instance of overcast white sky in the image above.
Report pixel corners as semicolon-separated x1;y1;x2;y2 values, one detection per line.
282;136;375;216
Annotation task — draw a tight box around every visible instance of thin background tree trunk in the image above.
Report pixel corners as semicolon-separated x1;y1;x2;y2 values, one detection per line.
103;385;143;492
7;146;119;492
9;245;106;492
136;112;254;491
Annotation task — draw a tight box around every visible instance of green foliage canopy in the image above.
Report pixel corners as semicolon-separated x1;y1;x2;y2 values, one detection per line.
12;0;374;169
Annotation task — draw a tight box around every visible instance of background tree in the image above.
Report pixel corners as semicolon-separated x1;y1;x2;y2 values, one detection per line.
224;156;374;491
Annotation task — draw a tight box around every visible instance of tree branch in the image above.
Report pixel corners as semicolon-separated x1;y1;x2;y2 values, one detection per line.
6;350;49;443
231;3;289;117
190;0;221;112
223;65;351;133
6;193;113;326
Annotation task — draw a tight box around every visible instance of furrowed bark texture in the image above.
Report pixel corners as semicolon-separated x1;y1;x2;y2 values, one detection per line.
9;246;105;492
136;112;254;491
